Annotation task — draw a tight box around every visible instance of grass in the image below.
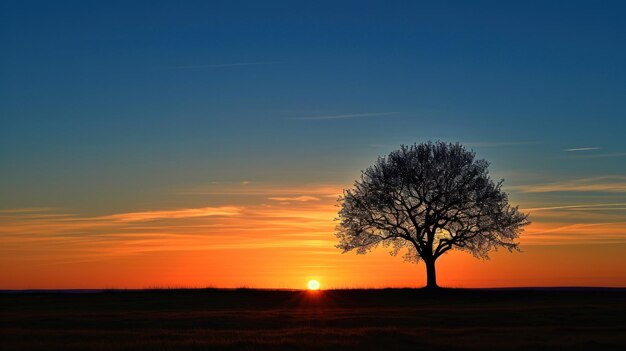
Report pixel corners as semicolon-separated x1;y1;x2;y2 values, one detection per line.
1;288;625;350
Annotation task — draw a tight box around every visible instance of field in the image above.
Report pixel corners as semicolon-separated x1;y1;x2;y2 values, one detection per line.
1;288;625;350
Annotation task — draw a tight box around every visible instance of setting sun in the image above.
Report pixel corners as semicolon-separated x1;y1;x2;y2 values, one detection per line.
307;280;320;290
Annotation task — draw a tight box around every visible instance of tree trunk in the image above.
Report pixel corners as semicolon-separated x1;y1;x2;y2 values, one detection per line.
425;258;438;289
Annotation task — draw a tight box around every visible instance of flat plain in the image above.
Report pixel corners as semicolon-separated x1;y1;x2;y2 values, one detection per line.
1;288;625;350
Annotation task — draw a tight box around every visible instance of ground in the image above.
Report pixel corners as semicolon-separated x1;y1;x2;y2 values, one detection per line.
1;288;625;350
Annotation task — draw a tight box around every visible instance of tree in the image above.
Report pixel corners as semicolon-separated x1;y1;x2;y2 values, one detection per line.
335;141;530;289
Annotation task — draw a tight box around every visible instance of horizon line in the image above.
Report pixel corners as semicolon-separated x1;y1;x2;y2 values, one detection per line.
2;286;625;293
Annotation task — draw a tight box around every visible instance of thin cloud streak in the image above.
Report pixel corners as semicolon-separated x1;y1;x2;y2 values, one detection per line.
268;196;321;202
168;61;281;69
522;221;626;245
292;112;399;120
516;176;626;193
100;206;243;222
178;182;343;197
563;147;601;152
524;203;626;212
0;208;58;214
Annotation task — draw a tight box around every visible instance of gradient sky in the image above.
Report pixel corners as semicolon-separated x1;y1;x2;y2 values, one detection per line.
2;0;626;289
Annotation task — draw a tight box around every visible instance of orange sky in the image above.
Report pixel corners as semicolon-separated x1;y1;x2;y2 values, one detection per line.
2;181;625;289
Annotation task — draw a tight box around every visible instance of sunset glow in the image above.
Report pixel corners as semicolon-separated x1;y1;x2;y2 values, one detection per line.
2;180;626;289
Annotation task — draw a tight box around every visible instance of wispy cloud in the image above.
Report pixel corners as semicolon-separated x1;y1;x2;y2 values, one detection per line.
523;203;626;212
168;61;280;69
0;196;339;268
522;221;626;245
292;112;399;120
268;196;320;202
0;208;58;214
563;147;601;152
516;176;626;193
179;182;343;197
100;206;242;222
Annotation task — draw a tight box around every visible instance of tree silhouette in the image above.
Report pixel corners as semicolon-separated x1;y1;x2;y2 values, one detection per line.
336;141;530;288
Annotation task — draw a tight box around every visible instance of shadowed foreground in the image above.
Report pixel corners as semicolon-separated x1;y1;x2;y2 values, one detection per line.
1;288;625;350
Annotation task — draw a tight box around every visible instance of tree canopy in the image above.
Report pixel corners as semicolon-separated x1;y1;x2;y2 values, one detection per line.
336;141;530;288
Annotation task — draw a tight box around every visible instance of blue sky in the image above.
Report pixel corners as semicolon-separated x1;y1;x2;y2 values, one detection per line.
2;1;626;211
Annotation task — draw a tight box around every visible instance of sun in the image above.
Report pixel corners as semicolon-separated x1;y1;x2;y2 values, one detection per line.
307;279;320;290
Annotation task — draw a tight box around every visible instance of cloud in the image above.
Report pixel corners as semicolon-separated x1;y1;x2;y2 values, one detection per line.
0;208;58;214
563;147;601;152
292;112;398;120
101;206;243;222
523;203;626;212
522;221;626;245
516;176;626;193
179;182;343;197
268;196;321;202
168;61;280;69
0;197;339;267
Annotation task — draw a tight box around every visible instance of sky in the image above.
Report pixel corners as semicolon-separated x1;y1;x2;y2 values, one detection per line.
1;0;626;289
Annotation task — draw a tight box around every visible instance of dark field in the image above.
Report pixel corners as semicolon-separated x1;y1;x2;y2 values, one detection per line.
1;288;625;350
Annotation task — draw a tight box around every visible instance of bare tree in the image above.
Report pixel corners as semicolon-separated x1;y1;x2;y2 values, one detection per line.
336;141;530;288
